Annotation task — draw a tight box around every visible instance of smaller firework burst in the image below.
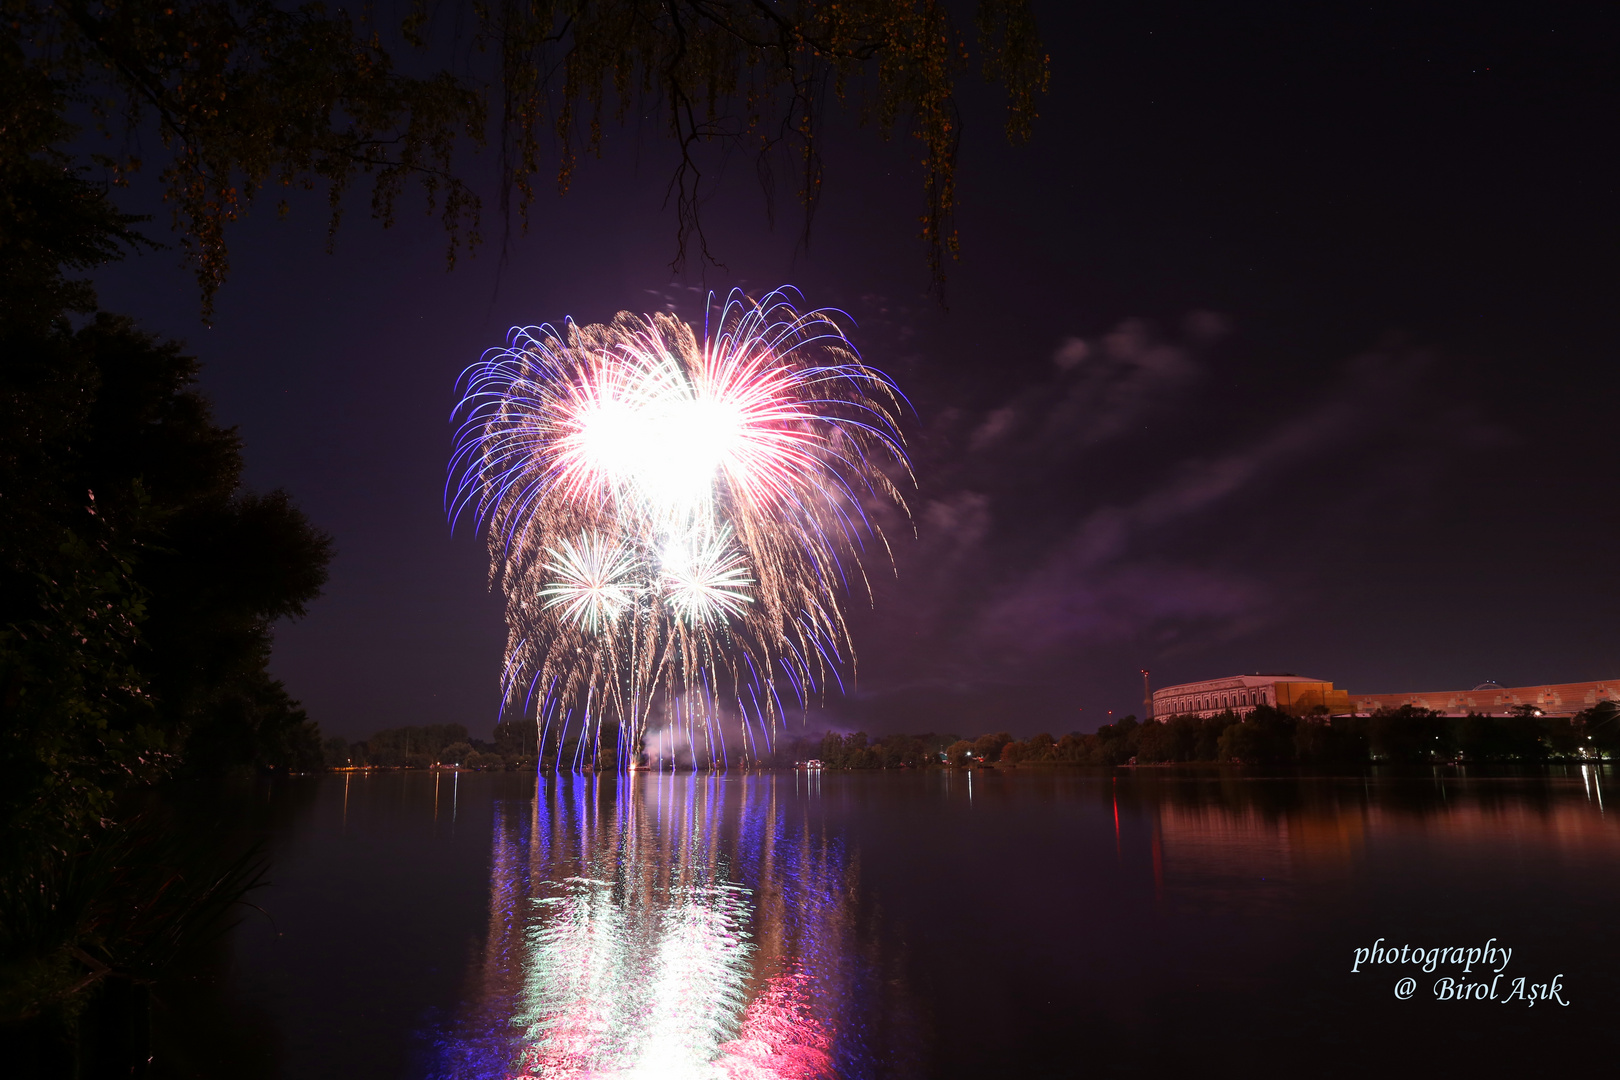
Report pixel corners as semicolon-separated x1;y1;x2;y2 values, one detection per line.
538;534;637;633
660;526;754;627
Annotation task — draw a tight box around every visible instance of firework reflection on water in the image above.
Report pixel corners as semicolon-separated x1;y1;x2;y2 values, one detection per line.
429;773;908;1080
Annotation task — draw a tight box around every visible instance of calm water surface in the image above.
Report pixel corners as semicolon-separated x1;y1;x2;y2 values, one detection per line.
164;768;1620;1078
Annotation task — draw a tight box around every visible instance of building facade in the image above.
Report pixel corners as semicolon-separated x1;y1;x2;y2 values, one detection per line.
1150;674;1620;720
1150;674;1352;720
1350;679;1620;718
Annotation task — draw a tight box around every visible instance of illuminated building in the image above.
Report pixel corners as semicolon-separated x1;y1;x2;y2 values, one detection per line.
1349;678;1620;718
1151;674;1620;720
1149;674;1351;720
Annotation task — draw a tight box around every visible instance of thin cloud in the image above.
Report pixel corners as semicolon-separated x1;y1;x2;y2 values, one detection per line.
968;317;1208;456
860;331;1507;702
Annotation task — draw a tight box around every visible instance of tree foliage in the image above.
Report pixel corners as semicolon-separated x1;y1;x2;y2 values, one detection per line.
12;0;485;312
355;723;472;766
0;65;333;854
9;0;1048;314
4;30;330;1055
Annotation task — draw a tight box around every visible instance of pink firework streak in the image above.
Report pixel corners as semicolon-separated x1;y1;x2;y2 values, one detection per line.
714;969;836;1080
505;970;834;1080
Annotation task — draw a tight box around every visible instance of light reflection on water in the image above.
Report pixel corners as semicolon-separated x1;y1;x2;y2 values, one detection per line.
195;767;1620;1079
431;772;872;1080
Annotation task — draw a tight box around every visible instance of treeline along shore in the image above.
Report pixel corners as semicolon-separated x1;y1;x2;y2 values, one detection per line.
776;704;1620;769
324;723;527;771
946;704;1620;768
333;703;1620;774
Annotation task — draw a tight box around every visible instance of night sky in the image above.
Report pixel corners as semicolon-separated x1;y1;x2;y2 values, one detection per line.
91;2;1620;740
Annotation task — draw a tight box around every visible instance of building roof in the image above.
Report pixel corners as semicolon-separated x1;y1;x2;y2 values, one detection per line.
1153;673;1331;695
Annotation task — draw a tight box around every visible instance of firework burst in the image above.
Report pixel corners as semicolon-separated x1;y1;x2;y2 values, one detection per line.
449;288;910;769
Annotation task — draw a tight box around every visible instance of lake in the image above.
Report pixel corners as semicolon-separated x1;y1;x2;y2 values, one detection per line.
157;767;1620;1077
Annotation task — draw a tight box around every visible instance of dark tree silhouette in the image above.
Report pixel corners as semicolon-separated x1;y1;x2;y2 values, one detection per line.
1;57;332;850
